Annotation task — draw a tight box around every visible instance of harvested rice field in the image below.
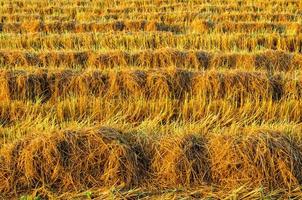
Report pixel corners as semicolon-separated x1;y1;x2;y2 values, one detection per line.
1;0;302;199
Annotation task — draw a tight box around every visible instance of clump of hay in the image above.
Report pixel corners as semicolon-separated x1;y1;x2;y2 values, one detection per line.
5;70;51;102
151;134;211;187
191;20;215;33
0;70;10;101
291;54;302;68
167;69;193;99
195;51;212;69
0;127;141;195
255;50;293;72
145;70;171;99
210;52;254;70
146;21;181;33
209;130;302;189
191;70;272;102
117;70;146;97
94;50;127;68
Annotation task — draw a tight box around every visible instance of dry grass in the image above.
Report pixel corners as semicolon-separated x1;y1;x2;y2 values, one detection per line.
1;127;302;198
1;0;302;198
1;69;300;102
151;134;211;187
0;127;142;196
210;130;302;188
1;49;301;71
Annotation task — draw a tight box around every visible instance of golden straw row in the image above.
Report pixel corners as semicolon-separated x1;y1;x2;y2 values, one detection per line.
0;49;301;71
1;126;302;198
0;20;300;34
1;0;300;5
0;1;300;15
1;32;301;52
0;12;300;23
0;69;300;102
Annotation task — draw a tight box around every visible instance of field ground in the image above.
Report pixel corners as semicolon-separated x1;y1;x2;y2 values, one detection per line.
1;0;302;199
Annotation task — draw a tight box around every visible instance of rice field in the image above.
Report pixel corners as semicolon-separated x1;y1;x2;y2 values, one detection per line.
1;0;302;199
